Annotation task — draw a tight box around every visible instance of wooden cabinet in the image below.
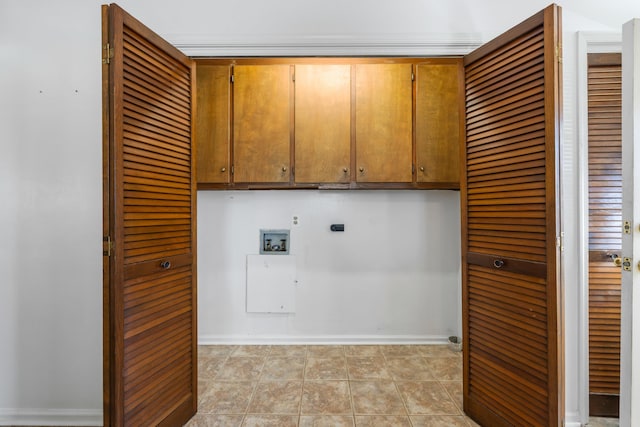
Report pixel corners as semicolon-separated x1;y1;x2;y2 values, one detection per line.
233;65;292;183
355;64;413;183
195;65;231;184
415;61;462;185
194;58;462;190
294;64;351;184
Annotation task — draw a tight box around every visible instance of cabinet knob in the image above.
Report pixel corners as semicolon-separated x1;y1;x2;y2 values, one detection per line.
160;260;171;270
419;166;425;172
221;167;226;172
359;167;365;173
282;166;288;172
343;167;348;173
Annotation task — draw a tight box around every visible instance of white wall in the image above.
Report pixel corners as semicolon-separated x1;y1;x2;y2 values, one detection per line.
198;190;461;342
3;0;640;425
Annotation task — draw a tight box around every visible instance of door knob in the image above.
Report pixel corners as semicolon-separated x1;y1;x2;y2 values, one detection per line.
609;253;622;267
160;260;171;270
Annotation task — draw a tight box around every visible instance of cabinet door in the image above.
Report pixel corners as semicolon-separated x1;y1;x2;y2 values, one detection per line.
355;64;413;183
233;65;291;183
195;64;230;184
295;64;351;183
416;61;462;185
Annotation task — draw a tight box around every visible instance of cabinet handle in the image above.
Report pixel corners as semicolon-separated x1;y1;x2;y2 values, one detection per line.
160;260;171;270
359;167;365;173
221;167;226;172
419;166;425;172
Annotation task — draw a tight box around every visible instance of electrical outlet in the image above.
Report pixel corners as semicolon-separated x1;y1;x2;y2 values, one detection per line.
292;215;300;227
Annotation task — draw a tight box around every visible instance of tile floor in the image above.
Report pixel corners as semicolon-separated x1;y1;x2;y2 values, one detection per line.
186;344;479;426
588;417;619;427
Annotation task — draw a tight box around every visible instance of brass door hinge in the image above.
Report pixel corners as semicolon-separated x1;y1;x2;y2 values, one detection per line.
556;43;562;64
103;235;113;257
102;43;114;64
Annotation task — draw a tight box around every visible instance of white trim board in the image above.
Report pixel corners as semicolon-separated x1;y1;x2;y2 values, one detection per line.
167;33;483;56
199;335;452;345
0;409;102;426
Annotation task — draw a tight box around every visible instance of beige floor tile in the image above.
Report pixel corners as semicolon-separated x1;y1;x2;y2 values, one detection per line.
269;345;308;357
299;415;355;427
350;380;406;415
417;345;460;358
344;345;383;357
307;345;345;358
216;357;265;381
199;345;236;358
346;357;391;380
589;417;620;427
261;357;305;380
305;357;348;380
198;381;256;414
396;381;460;415
184;413;244;427
241;414;298;426
380;345;423;358
425;357;462;381
199;357;227;379
440;381;463;411
410;415;470;426
301;380;352;414
386;357;435;381
355;415;412;426
246;381;302;414
198;378;214;401
231;345;272;357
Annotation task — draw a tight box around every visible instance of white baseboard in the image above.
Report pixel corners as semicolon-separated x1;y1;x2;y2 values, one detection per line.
0;408;102;426
564;411;583;427
198;334;451;345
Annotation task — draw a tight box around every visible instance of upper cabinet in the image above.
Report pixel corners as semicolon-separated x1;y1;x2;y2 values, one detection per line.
233;64;291;184
194;57;463;190
195;64;231;184
355;64;413;183
294;64;351;184
415;61;463;186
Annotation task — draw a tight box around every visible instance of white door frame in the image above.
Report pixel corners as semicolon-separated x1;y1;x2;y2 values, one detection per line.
620;18;640;427
576;31;622;425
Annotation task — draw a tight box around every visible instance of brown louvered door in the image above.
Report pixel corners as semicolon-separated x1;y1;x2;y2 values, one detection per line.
102;4;197;426
587;53;622;418
461;5;562;427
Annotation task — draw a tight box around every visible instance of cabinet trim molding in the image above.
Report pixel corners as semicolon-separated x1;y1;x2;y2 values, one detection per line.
169;33;482;57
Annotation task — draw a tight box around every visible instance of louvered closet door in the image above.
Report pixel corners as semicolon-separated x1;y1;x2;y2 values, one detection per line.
587;53;622;417
461;5;562;427
103;5;196;426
